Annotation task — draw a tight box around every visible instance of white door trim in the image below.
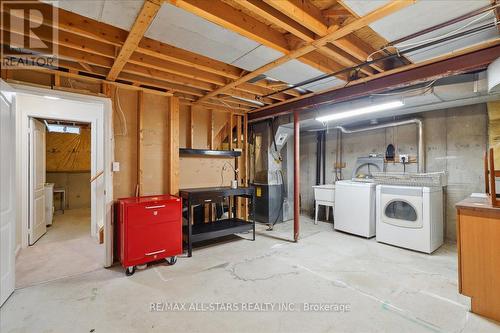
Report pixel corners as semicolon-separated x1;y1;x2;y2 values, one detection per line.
12;82;114;267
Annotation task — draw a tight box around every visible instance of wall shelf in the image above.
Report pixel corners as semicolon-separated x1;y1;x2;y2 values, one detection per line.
179;148;241;157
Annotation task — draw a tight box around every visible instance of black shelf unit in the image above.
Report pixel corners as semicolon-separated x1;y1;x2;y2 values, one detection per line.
179;186;255;257
183;218;253;243
179;148;241;157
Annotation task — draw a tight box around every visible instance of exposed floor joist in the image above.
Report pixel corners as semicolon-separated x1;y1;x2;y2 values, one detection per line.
192;0;415;104
107;0;162;80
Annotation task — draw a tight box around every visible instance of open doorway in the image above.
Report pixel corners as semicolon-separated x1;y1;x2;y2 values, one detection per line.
15;117;103;288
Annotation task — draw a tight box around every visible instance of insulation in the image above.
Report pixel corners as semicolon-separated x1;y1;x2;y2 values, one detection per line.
46;128;91;173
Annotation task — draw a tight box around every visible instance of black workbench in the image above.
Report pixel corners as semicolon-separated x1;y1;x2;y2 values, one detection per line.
179;186;256;257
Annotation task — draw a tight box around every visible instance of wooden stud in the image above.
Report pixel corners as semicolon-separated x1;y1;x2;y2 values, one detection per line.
236;115;242;217
188;106;194;148
53;73;61;87
209;109;214;150
168;96;180;195
243;113;249;219
136;90;144;196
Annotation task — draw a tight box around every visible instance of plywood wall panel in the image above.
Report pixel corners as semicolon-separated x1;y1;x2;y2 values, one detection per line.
179;157;236;189
192;106;209;149
112;87;138;199
142;93;169;195
179;104;190;148
46;128;91;172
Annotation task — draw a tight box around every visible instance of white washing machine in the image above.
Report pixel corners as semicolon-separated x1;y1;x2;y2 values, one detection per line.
334;180;377;238
376;185;443;253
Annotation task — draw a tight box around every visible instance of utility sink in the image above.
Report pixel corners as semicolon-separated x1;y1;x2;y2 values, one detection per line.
312;184;335;202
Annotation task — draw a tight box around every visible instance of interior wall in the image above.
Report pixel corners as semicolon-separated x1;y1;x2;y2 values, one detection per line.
300;103;488;241
46;172;91;209
46;129;91;173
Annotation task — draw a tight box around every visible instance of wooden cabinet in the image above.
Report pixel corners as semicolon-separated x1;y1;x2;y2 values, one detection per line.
456;197;500;322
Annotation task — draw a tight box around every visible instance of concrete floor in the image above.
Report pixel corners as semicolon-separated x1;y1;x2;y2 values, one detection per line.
2;216;499;333
15;208;103;288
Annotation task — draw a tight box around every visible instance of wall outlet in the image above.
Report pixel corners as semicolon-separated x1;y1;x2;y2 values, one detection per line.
399;154;409;163
112;161;120;172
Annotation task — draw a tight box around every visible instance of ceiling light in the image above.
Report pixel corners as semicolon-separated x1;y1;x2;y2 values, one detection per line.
231;96;265;107
44;95;60;100
316;100;405;122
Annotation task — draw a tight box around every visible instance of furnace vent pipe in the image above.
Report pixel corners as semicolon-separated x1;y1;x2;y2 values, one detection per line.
335;118;425;173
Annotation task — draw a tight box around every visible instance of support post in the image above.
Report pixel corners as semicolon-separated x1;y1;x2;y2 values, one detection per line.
136;90;144;196
294;110;300;242
168;96;180;195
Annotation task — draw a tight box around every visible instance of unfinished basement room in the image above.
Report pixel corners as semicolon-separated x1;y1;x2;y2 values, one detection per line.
1;0;500;332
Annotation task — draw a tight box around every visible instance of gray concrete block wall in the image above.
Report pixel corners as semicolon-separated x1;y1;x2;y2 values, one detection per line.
300;103;487;241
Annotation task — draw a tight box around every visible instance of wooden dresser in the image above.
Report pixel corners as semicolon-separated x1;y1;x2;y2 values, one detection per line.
456;196;500;322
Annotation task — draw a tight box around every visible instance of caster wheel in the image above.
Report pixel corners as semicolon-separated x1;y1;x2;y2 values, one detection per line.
167;256;177;265
125;266;136;276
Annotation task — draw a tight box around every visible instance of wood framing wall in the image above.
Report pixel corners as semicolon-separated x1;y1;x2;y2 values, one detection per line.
2;69;248;204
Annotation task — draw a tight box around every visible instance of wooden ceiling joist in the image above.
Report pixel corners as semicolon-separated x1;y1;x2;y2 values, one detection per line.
5;1;300;102
167;0;348;75
106;0;162;80
264;0;386;73
192;0;415;104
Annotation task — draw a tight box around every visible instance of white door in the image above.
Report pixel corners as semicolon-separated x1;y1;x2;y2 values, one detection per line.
29;118;46;244
0;84;16;306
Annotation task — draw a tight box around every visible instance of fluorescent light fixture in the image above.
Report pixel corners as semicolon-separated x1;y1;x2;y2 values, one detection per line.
46;124;80;134
44;95;60;100
231;95;265;107
316;100;405;122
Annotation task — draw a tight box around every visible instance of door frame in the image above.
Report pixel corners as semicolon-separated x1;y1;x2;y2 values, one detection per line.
13;83;114;267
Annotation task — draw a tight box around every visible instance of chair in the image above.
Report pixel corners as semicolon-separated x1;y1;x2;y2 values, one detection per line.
485;147;500;207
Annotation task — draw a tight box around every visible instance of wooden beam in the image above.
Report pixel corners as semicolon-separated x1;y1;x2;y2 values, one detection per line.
137;91;144;196
194;1;414;103
5;3;300;101
265;0;327;36
322;7;352;18
237;0;366;75
168;96;180;195
265;0;384;72
168;0;344;74
107;0;161;80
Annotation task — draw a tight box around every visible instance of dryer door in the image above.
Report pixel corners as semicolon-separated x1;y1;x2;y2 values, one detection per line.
380;187;423;229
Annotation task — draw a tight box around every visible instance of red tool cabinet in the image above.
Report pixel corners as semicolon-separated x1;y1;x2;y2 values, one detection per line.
117;195;182;276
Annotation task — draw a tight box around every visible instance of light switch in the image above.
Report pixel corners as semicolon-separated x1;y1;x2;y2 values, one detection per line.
112;162;120;172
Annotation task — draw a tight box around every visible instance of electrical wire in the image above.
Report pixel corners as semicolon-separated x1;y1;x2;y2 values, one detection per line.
261;19;498;99
367;10;494;61
114;86;128;136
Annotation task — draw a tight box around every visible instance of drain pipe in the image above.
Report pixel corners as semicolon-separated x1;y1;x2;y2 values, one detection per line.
335;118;425;173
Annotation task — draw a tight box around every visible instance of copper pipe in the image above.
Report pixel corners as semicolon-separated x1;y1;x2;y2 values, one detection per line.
294;110;300;242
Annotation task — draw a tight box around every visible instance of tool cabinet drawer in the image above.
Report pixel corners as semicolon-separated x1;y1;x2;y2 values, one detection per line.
127;202;180;226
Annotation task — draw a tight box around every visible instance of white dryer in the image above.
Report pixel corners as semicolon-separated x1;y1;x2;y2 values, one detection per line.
376;185;443;253
334;180;377;238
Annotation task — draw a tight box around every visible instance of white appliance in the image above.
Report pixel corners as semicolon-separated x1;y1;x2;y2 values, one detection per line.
334;180;377;238
44;183;54;226
312;184;335;224
376;185;443;253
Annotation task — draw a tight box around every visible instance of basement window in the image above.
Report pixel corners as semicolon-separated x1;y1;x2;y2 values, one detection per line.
46;124;81;135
